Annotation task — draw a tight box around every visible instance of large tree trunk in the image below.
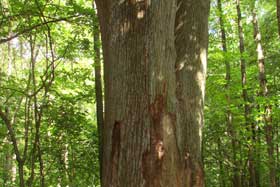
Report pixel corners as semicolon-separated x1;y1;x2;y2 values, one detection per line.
174;1;209;186
95;0;209;186
217;0;241;186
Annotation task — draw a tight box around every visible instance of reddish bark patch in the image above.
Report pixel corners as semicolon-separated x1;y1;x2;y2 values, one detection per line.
111;121;122;185
142;148;164;187
150;95;165;126
184;151;204;187
112;121;122;158
141;92;168;187
166;112;177;134
149;81;167;126
194;164;204;187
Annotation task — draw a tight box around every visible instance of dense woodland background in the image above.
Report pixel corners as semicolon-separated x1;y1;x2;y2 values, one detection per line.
0;0;279;186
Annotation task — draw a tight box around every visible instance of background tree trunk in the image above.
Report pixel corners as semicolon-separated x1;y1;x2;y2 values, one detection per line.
217;138;226;187
12;154;17;185
236;0;258;186
92;2;104;179
277;0;280;37
217;0;241;186
251;2;276;187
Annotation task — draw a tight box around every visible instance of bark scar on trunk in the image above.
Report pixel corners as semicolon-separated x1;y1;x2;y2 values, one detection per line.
128;0;149;19
112;121;122;156
111;121;122;186
142;96;182;187
141;92;167;187
184;151;204;187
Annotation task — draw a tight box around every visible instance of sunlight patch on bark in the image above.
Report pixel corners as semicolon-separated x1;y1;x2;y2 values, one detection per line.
120;21;131;35
199;48;207;99
137;10;145;19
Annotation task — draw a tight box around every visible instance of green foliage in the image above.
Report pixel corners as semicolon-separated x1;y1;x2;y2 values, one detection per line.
0;0;101;186
204;0;280;186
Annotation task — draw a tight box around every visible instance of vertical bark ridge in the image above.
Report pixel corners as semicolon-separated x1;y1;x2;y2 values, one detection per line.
96;0;210;186
98;1;181;186
175;0;210;186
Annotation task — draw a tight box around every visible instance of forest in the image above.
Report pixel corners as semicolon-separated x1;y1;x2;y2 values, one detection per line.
0;0;279;187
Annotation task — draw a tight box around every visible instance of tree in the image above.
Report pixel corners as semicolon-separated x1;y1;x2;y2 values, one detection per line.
95;0;210;186
217;0;241;186
93;1;104;180
0;1;101;186
251;1;276;186
236;0;259;186
277;0;280;37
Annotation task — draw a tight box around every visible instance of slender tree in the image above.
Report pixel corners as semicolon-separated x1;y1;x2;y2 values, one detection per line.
3;13;16;185
277;0;280;37
216;137;226;187
93;1;104;181
236;0;258;186
0;110;25;187
251;1;276;186
217;0;242;186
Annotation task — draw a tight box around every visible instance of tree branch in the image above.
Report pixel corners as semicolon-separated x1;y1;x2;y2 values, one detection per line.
0;109;22;162
0;15;80;44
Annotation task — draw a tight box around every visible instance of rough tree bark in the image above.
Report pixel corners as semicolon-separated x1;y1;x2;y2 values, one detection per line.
174;1;209;186
235;0;257;186
217;0;241;186
251;2;276;187
95;0;210;186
